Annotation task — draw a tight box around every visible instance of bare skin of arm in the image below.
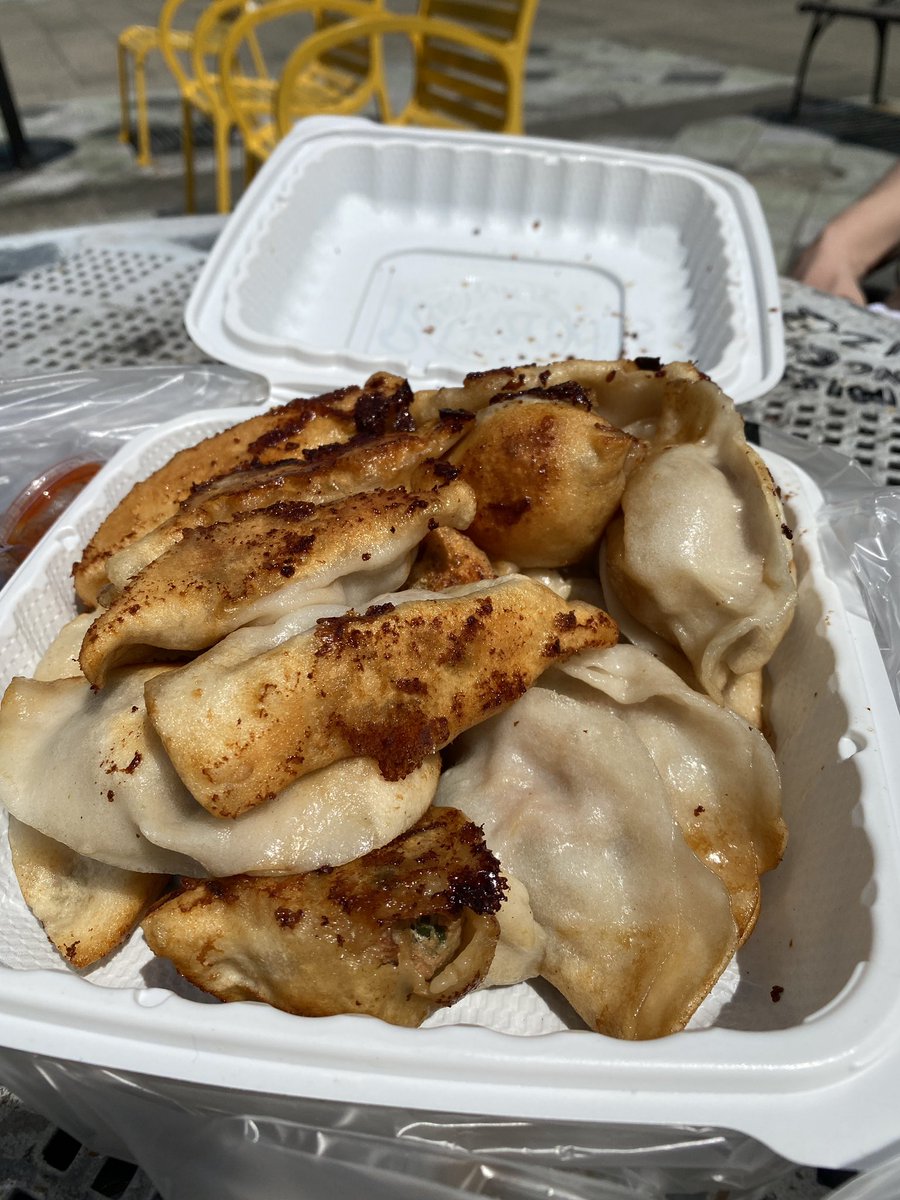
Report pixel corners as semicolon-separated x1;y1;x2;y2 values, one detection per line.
791;162;900;307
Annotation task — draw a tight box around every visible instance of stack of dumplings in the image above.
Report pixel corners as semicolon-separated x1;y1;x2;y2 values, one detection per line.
0;358;794;1039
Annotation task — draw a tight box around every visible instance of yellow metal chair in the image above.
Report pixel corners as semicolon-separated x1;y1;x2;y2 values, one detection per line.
274;0;540;139
117;19;194;167
171;0;279;213
217;0;388;179
117;2;252;169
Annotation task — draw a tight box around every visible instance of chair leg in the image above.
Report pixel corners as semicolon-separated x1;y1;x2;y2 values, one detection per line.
788;11;833;120
872;19;890;106
134;51;153;167
182;97;197;214
117;43;133;146
214;119;232;214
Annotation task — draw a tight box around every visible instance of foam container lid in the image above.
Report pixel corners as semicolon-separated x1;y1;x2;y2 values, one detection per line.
185;117;784;401
1;409;899;1171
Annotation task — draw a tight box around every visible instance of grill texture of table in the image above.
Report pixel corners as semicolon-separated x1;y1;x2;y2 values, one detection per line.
1;226;898;488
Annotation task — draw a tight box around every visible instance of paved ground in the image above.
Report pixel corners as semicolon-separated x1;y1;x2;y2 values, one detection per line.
0;0;899;274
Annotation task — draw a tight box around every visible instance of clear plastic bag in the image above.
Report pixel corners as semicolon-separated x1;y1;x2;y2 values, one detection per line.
755;424;900;710
0;365;269;587
0;1047;796;1200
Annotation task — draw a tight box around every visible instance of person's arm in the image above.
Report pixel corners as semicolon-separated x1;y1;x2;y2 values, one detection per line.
791;162;900;305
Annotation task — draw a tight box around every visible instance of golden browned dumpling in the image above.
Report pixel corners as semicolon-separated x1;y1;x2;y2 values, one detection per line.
79;480;476;686
103;413;475;595
8;816;169;968
73;372;420;607
405;527;496;591
446;390;642;566
142;806;505;1027
145;575;618;819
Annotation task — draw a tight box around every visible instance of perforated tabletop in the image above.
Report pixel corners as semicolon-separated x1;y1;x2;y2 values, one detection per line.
1;221;898;488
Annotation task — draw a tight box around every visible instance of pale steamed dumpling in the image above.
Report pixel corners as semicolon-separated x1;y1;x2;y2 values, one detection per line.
555;644;786;939
0;665;441;877
436;680;740;1040
601;376;796;722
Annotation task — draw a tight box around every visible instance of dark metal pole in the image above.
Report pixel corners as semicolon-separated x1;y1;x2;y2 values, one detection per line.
0;40;32;168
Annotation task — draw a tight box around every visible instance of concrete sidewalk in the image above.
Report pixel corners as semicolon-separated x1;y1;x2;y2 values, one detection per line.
0;0;898;271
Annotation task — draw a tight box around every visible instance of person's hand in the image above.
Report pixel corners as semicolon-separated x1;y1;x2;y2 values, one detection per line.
790;163;900;307
790;226;868;306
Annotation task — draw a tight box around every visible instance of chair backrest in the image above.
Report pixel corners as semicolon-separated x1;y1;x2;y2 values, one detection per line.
193;0;273;105
158;0;267;99
315;4;381;84
412;0;540;132
157;0;198;93
220;0;386;158
275;4;538;138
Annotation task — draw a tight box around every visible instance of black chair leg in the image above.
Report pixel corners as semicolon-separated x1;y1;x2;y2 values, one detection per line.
872;18;890;105
0;43;31;167
789;11;833;120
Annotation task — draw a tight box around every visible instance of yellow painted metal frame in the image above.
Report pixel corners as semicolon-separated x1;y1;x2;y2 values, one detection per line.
117;21;194;167
274;1;539;139
177;0;279;213
218;0;388;176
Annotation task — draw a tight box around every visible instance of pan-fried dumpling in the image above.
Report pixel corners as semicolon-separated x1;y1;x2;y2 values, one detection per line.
601;376;796;723
73;386;362;606
142;807;505;1027
445;391;642;567
0;665;441;877
436;682;739;1039
74;372;428;607
405;528;496;591
145;576;618;819
80;480;476;686
556;645;786;940
7;815;169;968
411;357;702;427
102;413;474;593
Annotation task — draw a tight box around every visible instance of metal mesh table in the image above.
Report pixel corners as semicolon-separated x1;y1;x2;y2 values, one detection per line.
1;222;898;487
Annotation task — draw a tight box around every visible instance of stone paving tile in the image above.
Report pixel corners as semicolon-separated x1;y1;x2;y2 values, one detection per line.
793;158;895;249
669;114;765;170
0;5;43;35
814;139;898;198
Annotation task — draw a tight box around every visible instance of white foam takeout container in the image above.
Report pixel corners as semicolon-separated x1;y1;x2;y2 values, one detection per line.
1;407;900;1172
185;116;784;401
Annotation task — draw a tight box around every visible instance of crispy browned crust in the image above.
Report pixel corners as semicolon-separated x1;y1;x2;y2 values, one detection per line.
448;393;642;566
145;576;618;818
410;357;705;422
406;527;496;591
175;412;474;526
79;481;476;686
142;806;505;1026
98;414;475;598
72;373;420;608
